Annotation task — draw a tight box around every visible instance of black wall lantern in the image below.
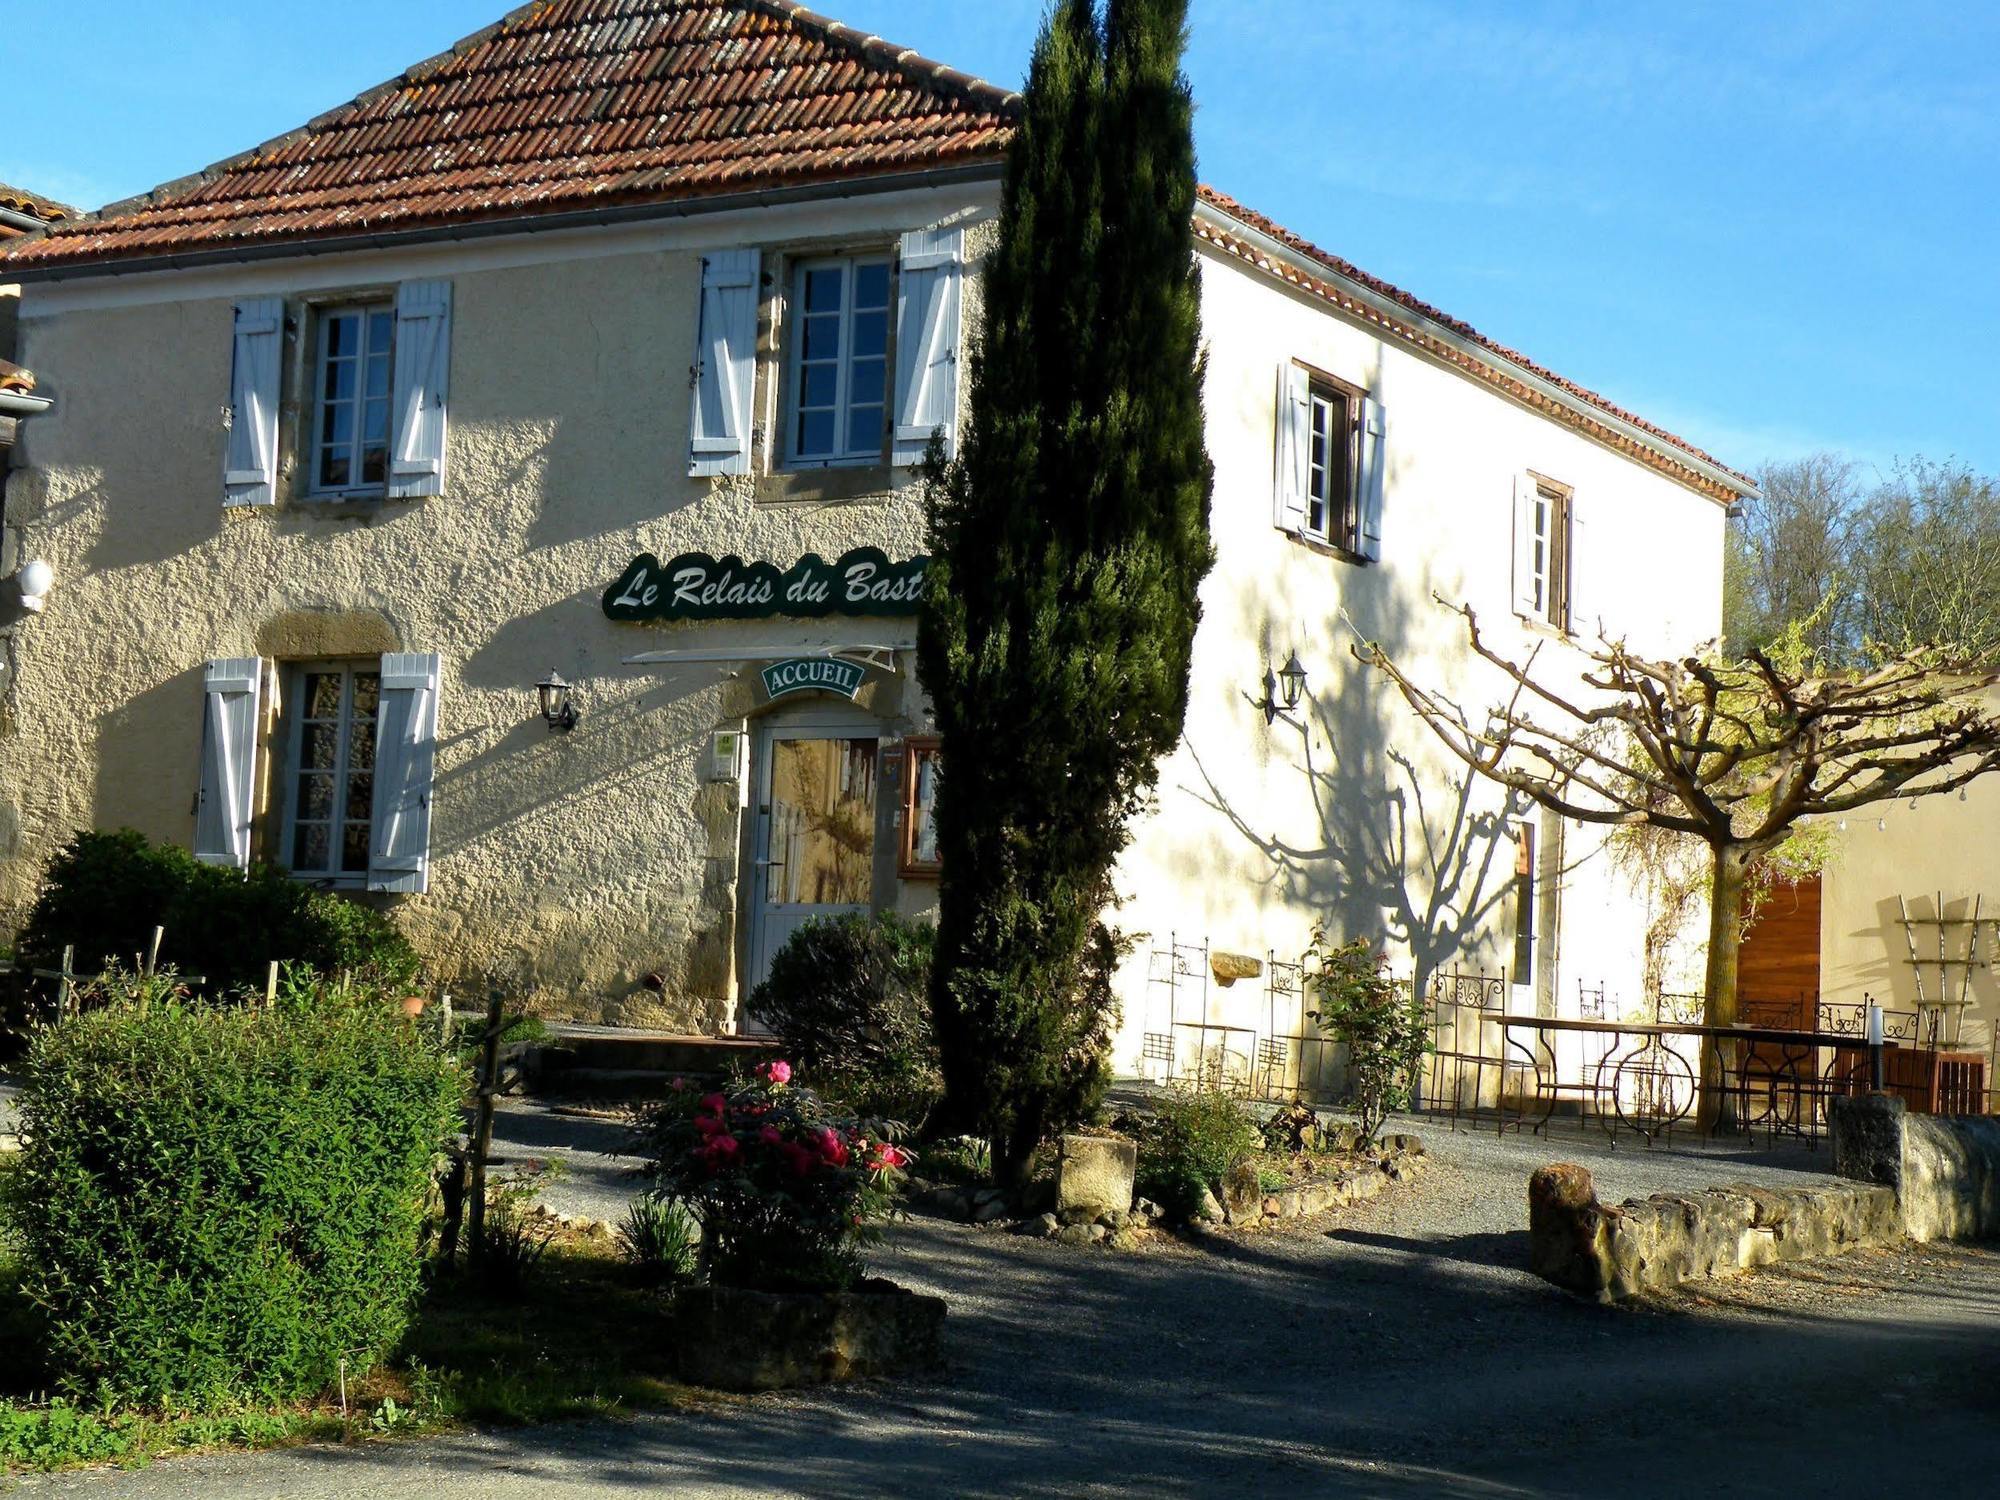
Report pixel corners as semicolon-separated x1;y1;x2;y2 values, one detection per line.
1262;650;1308;724
536;670;579;732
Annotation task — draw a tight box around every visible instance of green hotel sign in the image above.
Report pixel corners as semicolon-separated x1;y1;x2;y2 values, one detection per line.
760;657;867;702
604;546;927;623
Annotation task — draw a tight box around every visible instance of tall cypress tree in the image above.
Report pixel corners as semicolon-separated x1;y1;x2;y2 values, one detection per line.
918;0;1214;1183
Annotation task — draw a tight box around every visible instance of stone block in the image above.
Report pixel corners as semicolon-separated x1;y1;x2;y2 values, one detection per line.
1220;1159;1264;1222
1833;1091;2000;1243
1018;1212;1059;1238
972;1196;1011;1224
1054;1223;1096;1247
1268;1189;1301;1219
672;1281;945;1392
1210;951;1264;986
1055;1134;1136;1220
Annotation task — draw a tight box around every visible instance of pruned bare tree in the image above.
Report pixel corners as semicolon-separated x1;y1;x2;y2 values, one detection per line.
1356;602;2000;1059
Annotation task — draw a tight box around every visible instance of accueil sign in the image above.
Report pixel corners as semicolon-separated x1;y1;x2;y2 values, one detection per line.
760;657;867;702
603;546;927;623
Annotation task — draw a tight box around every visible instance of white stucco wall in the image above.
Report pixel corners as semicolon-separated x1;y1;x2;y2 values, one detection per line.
1108;242;1728;1075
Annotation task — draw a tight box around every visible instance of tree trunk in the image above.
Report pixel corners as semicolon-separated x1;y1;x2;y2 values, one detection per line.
1699;842;1751;1130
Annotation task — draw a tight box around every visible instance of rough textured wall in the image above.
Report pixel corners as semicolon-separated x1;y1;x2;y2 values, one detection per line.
1833;1092;2000;1243
0;196;984;1023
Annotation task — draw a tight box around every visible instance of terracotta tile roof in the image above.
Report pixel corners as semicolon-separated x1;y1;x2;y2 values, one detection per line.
0;0;1744;495
0;182;74;222
1195;187;1753;497
1;0;1016;273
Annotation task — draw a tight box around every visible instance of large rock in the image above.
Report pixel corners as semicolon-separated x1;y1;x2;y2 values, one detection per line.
672;1281;946;1391
1220;1158;1265;1222
1833;1091;2000;1244
1055;1134;1136;1221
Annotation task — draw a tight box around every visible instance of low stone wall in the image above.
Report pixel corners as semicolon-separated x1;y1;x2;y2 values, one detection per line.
1832;1093;2000;1243
1219;1135;1428;1227
1527;1163;1899;1302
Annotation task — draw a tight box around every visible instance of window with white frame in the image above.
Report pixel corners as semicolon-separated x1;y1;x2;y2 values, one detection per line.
786;255;891;467
1525;479;1571;631
309;305;395;495
1306;381;1360;549
282;662;379;881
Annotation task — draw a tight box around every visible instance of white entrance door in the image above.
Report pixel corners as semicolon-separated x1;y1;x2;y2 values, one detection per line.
747;726;882;999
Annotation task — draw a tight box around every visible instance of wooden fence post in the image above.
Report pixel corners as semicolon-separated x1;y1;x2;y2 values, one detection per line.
466;986;506;1269
265;961;280;1012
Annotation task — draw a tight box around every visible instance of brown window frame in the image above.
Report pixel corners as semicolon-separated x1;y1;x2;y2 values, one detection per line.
898;734;942;879
1531;476;1573;633
1304;370;1367;556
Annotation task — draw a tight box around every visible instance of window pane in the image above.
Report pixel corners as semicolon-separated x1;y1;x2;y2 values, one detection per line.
361;446;387;485
305;672;343;718
803;267;844;313
341;824;371;874
796;408;835;457
324;314;356;358
801;361;838;408
346;772;374;821
351;673;380;717
765;737;877;906
848;357;885;408
293;823;331;872
853;261;889;308
851;308;887;359
303;724;340;770
801;314;841;363
365;355;391;399
298;773;335;819
847;404;883;454
368;310;393;350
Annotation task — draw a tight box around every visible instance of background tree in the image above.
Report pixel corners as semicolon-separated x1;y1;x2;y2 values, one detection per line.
1359;608;2000;1116
1723;453;1859;659
918;0;1214;1183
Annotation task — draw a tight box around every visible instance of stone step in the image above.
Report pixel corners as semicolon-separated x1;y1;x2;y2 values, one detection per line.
526;1032;781;1099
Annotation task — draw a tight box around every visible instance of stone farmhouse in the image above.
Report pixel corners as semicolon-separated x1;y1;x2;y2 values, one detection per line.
0;0;1757;1077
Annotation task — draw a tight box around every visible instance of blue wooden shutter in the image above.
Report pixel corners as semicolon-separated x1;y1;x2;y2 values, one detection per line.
388;280;452;499
1357;394;1386;561
194;656;263;866
892;227;963;465
689;249;760;476
223;299;283;507
367;652;441;893
1273;363;1311;533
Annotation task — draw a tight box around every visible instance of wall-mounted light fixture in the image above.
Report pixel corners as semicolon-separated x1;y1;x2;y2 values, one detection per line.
536;670;579;732
1261;650;1308;724
10;558;53;614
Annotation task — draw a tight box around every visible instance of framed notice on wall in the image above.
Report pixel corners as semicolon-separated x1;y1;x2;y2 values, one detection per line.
899;736;942;879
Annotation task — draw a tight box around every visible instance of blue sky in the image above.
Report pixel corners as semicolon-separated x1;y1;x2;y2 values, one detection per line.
7;1;1995;478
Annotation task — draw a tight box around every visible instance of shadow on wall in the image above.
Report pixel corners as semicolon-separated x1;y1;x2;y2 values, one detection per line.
1169;468;1521;990
91;663;206;845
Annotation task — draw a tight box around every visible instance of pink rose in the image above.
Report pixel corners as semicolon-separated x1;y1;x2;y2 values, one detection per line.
812;1127;850;1168
693;1114;725;1137
703;1134;741;1168
757;1124;784;1147
781;1142;818;1178
669;1077;689;1092
758;1059;793;1085
698;1092;727;1116
869;1143;908;1171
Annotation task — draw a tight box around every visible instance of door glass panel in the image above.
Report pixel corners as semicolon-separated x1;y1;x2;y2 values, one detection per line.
765;737;877;906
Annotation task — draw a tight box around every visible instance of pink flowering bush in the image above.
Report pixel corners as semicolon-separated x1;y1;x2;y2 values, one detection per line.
632;1061;911;1290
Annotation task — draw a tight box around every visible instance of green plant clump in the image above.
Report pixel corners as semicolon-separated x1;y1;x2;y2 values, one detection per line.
618;1193;700;1286
749;911;941;1126
9;829;419;1021
1132;1086;1261;1222
1;984;464;1407
1307;932;1431;1144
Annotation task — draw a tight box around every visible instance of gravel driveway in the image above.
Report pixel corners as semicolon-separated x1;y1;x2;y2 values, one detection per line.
20;1102;2000;1498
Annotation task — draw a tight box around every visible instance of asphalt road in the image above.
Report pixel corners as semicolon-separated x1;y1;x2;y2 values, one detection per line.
16;1105;2000;1498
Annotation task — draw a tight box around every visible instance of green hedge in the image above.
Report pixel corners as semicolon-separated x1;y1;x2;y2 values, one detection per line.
1;991;463;1408
11;830;419;1004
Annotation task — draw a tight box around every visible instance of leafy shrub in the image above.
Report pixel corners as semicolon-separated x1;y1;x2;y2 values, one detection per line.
9;830;419;1025
473;1178;559;1298
631;1060;909;1291
1;978;464;1407
0;1399;138;1471
1306;932;1430;1144
618;1194;699;1286
1131;1086;1261;1222
750;912;940;1125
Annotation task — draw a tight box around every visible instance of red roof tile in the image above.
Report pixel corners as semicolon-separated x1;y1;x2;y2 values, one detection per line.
0;182;74;222
2;0;1016;272
0;0;1745;493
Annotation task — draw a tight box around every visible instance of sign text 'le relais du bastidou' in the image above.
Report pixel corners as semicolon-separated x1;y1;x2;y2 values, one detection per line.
602;546;928;623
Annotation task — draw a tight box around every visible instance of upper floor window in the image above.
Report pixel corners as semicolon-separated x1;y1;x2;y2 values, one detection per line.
1306;381;1359;549
310;305;395;496
282;661;380;883
787;255;891;468
1275;361;1384;561
1513;474;1572;631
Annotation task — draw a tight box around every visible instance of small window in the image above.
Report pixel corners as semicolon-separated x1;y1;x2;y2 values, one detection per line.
282;662;379;882
1511;819;1535;985
786;255;891;468
1306;379;1361;551
1528;481;1572;631
309;305;395;496
899;736;942;879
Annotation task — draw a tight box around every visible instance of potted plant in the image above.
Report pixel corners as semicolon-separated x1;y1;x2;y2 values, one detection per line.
631;1060;943;1390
